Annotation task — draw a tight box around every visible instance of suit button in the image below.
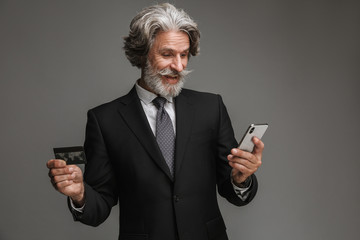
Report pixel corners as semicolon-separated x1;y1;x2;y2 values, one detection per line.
173;195;180;202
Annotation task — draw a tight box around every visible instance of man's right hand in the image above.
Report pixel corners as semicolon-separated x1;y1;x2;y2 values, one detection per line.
47;159;85;207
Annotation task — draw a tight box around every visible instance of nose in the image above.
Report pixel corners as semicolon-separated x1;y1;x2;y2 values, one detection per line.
170;55;184;72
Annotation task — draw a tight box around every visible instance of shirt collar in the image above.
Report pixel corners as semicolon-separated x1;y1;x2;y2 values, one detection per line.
135;80;173;104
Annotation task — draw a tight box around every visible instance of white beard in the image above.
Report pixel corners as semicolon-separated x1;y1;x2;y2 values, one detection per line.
143;60;192;97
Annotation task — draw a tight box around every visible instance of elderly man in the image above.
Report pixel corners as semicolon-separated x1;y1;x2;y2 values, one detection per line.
47;3;264;240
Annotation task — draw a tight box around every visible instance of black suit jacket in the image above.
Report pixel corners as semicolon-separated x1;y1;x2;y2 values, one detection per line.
70;86;258;240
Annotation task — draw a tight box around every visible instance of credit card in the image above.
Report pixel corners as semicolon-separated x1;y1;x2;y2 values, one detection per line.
53;146;87;165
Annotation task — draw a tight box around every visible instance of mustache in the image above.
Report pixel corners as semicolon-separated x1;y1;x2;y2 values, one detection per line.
158;68;193;78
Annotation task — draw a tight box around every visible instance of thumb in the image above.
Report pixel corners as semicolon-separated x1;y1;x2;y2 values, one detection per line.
252;137;264;156
71;169;83;183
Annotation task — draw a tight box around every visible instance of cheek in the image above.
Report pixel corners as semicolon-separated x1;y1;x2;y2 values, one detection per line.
152;57;171;70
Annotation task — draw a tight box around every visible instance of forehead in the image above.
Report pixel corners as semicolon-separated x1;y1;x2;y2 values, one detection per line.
151;31;190;52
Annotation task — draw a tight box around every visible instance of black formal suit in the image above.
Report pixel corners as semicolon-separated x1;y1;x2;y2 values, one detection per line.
69;86;258;240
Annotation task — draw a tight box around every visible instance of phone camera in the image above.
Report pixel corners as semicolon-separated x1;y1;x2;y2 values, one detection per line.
249;127;255;134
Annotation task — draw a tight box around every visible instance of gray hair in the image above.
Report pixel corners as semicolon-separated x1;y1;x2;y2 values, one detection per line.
123;3;200;68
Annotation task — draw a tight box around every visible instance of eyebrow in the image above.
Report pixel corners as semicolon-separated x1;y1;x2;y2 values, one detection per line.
159;47;190;53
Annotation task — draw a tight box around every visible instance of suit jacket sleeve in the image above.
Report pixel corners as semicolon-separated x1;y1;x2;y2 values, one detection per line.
215;94;258;206
68;109;118;226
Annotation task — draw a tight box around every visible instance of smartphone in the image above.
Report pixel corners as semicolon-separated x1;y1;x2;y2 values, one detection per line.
238;123;268;152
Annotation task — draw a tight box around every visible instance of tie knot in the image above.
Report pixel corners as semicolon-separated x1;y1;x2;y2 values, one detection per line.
153;97;167;109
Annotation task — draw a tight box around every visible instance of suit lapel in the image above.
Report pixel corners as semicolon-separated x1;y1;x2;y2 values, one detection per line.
174;92;195;176
117;87;173;180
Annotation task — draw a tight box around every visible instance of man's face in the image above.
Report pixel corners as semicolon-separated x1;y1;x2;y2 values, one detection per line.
142;30;191;97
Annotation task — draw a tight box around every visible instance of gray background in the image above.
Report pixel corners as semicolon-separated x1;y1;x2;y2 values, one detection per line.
1;0;359;239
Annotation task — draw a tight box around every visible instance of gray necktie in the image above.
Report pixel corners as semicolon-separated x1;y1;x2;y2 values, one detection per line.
153;97;175;177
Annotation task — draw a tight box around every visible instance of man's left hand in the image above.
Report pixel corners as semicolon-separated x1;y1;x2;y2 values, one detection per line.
227;137;264;186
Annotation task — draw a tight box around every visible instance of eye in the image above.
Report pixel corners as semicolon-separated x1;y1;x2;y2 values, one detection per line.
161;52;172;57
181;52;189;58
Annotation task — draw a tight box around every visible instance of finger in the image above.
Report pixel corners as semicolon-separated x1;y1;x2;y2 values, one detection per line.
230;149;256;163
228;149;262;170
49;166;75;177
67;165;82;173
53;172;76;184
72;171;83;183
229;156;256;170
229;161;253;175
46;159;66;169
229;158;261;178
54;179;74;190
66;165;83;180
